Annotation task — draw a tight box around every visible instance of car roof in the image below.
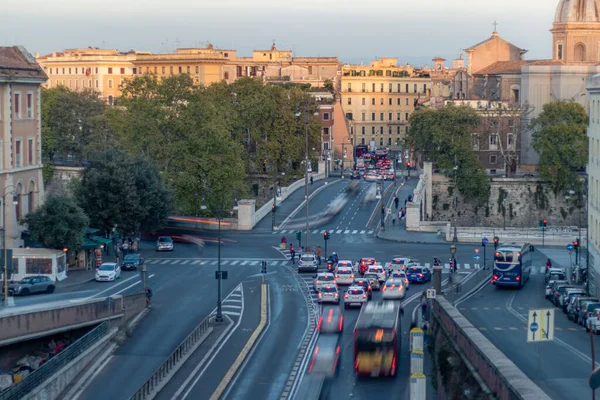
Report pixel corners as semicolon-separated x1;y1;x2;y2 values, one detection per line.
318;272;334;277
348;285;364;291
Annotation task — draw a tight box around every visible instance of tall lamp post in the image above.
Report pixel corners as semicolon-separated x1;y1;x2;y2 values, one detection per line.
2;186;18;307
296;107;319;250
272;171;285;231
201;196;238;323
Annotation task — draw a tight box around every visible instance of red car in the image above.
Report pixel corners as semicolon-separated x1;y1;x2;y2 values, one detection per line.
358;257;377;274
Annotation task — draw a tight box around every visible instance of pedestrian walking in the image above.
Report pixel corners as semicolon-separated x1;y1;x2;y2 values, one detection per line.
394;196;399;209
145;287;153;307
290;244;295;264
310;176;314;185
404;198;408;206
316;246;322;265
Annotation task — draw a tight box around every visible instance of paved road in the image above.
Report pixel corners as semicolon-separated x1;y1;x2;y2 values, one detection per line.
458;247;597;400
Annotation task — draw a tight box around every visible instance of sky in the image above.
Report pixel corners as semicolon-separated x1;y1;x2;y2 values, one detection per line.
2;0;557;67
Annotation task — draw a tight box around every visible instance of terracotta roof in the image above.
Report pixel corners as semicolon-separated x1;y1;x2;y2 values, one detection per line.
474;59;564;75
0;46;47;80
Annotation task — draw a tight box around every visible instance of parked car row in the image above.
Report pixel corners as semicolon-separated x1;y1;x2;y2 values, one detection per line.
545;268;600;333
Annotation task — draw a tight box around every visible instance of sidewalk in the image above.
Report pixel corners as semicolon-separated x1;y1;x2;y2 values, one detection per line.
55;269;96;288
253;177;339;231
376;179;446;244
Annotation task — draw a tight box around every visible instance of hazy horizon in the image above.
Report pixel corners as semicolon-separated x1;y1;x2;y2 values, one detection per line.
2;0;557;66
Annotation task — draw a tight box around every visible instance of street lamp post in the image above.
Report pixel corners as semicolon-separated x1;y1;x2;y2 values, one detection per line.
2;186;18;307
502;195;507;230
297;107;318;251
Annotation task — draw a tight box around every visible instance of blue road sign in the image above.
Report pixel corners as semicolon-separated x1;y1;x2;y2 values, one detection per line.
530;322;539;333
474;254;481;261
567;244;574;251
482;237;489;245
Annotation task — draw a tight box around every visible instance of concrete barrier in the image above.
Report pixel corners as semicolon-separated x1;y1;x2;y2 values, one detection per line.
446;226;587;246
431;296;551;400
0;293;146;346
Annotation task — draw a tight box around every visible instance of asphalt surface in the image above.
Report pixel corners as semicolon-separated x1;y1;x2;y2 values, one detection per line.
458;248;597;400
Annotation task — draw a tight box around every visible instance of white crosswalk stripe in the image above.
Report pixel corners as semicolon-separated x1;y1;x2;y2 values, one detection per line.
360;230;366;234
210;284;243;317
171;260;181;265
464;263;470;269
352;230;358;234
312;230;319;234
161;260;170;264
320;230;326;234
240;261;248;266
368;230;374;234
275;229;377;236
344;230;350;234
180;260;190;265
336;230;342;234
250;261;258;266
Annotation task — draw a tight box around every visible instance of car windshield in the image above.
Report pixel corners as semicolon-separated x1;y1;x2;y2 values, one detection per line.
549;273;565;280
124;254;139;261
99;264;115;271
364;273;377;279
588;304;600;311
302;256;315;261
320;275;335;281
348;289;364;295
386;279;403;286
409;267;422;273
338;261;351;267
322;286;337;293
158;237;172;243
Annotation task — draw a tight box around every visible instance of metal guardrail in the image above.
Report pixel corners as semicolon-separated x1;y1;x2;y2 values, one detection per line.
130;316;212;400
0;321;110;400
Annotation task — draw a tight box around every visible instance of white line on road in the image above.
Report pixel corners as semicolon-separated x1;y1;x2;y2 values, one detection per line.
344;230;350;234
192;260;201;265
171;260;181;265
83;275;140;300
368;230;374;234
181;260;190;265
112;274;156;296
161;260;170;264
240;261;248;266
230;261;239;265
336;230;342;234
177;285;245;400
360;230;365;234
70;355;114;400
250;261;258;266
352;230;358;234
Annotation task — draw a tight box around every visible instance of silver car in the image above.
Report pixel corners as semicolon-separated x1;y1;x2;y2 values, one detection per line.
318;285;340;304
298;253;319;273
344;286;368;308
382;278;407;300
156;236;174;251
313;273;336;292
364;272;380;290
7;276;55;296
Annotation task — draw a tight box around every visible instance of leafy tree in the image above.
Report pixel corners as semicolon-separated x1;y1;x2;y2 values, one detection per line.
41;87;106;162
531;100;588;194
323;79;334;92
407;104;490;204
22;193;89;251
77;150;172;235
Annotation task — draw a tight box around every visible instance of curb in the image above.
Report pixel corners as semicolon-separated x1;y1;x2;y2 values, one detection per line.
375;234;447;245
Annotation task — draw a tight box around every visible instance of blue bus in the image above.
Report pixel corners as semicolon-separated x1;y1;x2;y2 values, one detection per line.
491;242;534;288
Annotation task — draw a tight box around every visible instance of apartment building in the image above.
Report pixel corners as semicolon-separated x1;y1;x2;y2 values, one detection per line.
0;46;47;248
586;74;600;297
340;58;432;150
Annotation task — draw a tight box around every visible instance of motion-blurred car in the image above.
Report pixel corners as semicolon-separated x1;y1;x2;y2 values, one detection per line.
358;257;377;274
298;253;319;273
351;170;361;180
364;272;380;290
406;266;431;283
367;265;387;282
7;276;55;296
344;286;368;308
352;278;373;300
318;306;343;333
318;285;340;304
389;270;410;289
121;253;144;271
382;278;407;300
156;236;174;251
364;172;379;182
336;260;355;272
307;335;341;377
314;272;336;292
335;267;355;285
385;257;413;272
95;263;121;282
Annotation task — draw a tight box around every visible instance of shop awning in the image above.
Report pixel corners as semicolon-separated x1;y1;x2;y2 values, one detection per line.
81;239;100;250
91;236;113;246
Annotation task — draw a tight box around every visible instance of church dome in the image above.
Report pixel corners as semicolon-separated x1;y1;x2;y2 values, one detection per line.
555;0;600;23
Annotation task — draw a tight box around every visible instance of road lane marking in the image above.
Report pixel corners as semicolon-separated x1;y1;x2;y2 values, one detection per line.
161;260;170;264
181;260;190;265
210;284;268;400
176;285;244;400
493;327;503;330
479;327;488;330
83;275;141;300
312;230;318;234
171;260;181;265
336;230;342;234
360;230;365;234
112;274;155;296
230;261;239;265
222;311;241;316
344;230;350;234
221;304;242;309
70;355;114;400
352;230;358;234
464;264;470;269
240;261;248;266
250;261;258;266
508;327;518;331
192;260;201;264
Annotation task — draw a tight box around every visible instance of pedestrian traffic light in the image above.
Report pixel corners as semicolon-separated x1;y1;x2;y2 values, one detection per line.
574;239;579;249
493;236;499;250
296;231;301;241
324;231;330;241
543;219;548;228
271;204;276;213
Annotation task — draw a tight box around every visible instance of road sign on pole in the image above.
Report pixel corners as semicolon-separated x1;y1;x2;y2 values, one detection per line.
527;308;555;342
474;248;480;254
473;254;481;261
426;289;436;299
567;243;574;251
482;237;489;246
568;250;573;255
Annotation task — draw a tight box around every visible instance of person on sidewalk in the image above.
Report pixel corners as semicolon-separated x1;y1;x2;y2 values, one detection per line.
145;287;153;307
310;176;314;185
290;244;295;264
316;246;322;265
394;196;399;209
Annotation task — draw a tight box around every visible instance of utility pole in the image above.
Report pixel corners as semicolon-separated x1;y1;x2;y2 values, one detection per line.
305;115;310;250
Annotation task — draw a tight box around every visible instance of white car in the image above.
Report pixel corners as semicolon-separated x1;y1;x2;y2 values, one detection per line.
335;267;355;285
367;265;387;283
385;257;413;272
389;270;410;290
382;278;407;300
298;253;319;273
318;285;340;304
95;263;121;282
314;273;336;292
336;260;355;273
344;286;368;308
588;309;600;333
364;272;380;290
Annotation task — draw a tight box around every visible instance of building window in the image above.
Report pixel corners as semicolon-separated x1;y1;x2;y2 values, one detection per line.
372;83;376;92
154;67;158;74
406;98;409;105
120;68;125;74
380;98;384;105
372;127;375;134
397;98;401;105
388;98;392;105
14;93;20;119
347;83;352;92
362;83;366;92
68;80;72;88
348;98;352;105
489;155;497;164
323;113;330;120
380;126;384;134
95;80;99;88
362;127;365;135
397;126;400;134
345;113;353;120
186;66;190;74
507;133;514;150
361;138;365;144
405;113;409;121
405;84;409;92
372;98;375;106
423;84;427;93
397;113;401;121
224;72;229;80
162;66;166;74
108;80;113;89
69;68;72;74
389;83;392;93
75;68;78;74
380;138;383;146
512;89;520;103
388;126;392;134
178;66;183;74
388;138;392;145
372;113;376;121
133;67;137;75
108;95;114;106
28;138;33;165
15;140;21;168
26;259;52;275
28;191;33;213
170;66;174;74
397;84;401;93
380;84;384;93
362;98;366;105
413;84;417;93
194;66;199;74
75;80;78;88
388;113;392;121
472;134;479;150
380;113;384;121
323;127;329;136
49;68;52;74
490;134;498;150
557;44;563;60
362;113;366;121
26;93;32;119
108;67;113;74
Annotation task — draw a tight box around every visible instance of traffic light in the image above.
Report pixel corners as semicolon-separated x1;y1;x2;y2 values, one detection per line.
493;236;499;250
543;219;548;228
296;231;301;241
382;205;386;215
271;204;276;213
261;260;267;274
573;239;579;250
324;231;330;241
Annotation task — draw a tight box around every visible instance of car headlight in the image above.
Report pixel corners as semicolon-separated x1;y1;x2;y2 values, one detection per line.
15;286;22;291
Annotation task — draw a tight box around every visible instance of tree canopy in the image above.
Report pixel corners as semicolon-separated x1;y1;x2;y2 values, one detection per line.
406;104;490;204
76;149;172;234
531;100;588;194
22;193;89;251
